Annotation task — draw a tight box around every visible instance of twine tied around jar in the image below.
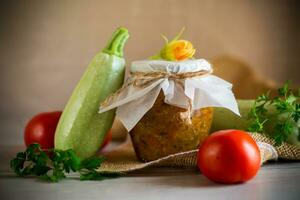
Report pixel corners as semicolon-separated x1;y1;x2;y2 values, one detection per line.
130;69;214;87
100;68;214;118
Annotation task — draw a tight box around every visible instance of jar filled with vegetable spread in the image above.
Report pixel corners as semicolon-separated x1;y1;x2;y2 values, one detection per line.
130;91;213;161
99;31;240;161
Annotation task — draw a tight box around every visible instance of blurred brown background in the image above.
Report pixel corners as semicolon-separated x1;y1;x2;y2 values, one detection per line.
0;0;299;145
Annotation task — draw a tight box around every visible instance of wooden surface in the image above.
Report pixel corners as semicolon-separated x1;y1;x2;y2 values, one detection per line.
1;145;300;200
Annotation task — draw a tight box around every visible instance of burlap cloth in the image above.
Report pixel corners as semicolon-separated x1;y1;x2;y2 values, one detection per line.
97;132;300;173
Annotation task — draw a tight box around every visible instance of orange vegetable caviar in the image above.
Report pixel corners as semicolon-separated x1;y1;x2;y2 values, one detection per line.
130;92;213;162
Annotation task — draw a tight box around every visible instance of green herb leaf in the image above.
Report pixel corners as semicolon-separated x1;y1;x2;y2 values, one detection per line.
80;171;123;181
81;156;105;170
248;81;300;145
10;152;26;176
278;81;291;97
10;144;107;182
292;103;300;122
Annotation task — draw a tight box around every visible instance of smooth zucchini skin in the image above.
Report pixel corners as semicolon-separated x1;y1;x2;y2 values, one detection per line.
55;53;125;159
55;28;129;160
211;100;254;132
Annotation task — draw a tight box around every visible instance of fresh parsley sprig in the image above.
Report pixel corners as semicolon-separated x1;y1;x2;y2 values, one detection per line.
10;143;122;182
248;81;300;145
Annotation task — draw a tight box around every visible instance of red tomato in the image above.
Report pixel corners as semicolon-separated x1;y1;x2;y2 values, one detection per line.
24;111;62;149
100;129;112;149
197;130;261;184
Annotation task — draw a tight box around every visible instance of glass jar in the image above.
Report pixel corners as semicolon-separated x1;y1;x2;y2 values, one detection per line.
130;92;213;162
99;59;239;162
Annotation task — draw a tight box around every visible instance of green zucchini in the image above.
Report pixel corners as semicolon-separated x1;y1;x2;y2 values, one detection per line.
54;27;129;160
211;100;254;132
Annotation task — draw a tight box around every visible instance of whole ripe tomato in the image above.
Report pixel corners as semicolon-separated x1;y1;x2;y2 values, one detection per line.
197;130;261;184
24;111;62;149
24;111;113;150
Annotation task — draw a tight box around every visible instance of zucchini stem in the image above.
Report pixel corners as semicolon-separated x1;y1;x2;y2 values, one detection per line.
102;27;129;57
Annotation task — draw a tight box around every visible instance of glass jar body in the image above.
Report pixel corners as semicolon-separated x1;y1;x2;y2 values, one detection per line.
130;92;213;162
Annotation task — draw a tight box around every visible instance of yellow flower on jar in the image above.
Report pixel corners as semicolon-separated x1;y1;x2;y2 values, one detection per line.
161;40;195;61
150;28;196;61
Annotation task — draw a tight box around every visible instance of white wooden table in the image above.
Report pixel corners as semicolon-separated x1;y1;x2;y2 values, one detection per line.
1;145;300;200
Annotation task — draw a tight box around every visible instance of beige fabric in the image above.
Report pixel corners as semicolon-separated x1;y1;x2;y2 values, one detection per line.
97;132;300;173
251;133;300;160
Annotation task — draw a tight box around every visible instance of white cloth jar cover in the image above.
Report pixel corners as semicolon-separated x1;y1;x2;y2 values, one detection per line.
99;59;240;131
